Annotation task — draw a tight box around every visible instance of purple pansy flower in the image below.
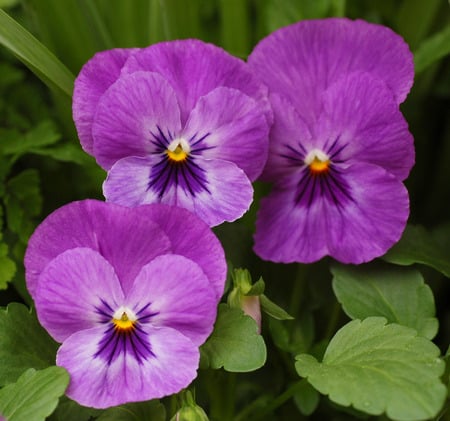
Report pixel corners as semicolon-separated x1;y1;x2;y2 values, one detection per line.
25;200;226;408
248;18;415;264
73;40;271;227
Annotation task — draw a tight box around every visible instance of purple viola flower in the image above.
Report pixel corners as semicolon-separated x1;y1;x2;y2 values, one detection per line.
248;18;415;264
73;40;271;227
25;200;226;408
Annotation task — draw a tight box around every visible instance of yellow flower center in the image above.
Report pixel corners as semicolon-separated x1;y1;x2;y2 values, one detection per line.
304;149;330;175
166;138;190;163
112;307;137;331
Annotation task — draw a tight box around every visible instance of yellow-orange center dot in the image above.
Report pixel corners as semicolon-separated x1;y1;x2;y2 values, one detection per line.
112;306;137;331
304;149;330;175
166;138;190;163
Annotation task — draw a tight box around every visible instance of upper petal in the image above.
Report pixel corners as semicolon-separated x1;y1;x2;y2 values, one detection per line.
183;87;269;181
35;248;124;342
248;18;414;125
121;39;272;125
57;325;199;409
25;200;171;298
127;254;218;345
73;48;138;154
317;72;414;180
92;71;182;170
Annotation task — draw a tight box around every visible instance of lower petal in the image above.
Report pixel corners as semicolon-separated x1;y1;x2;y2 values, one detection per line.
57;325;199;409
254;163;409;264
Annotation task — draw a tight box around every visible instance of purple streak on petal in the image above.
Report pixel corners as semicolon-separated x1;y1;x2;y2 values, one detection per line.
57;325;199;408
92;71;182;170
137;204;226;300
317;72;415;180
249;18;414;126
254;163;409;264
73;48;138;154
183;87;269;181
127;254;217;346
34;248;124;342
122;39;272;125
25;200;171;298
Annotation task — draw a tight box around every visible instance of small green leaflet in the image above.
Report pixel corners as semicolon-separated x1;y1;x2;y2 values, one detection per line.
200;304;266;372
295;317;446;421
97;400;166;421
0;367;69;421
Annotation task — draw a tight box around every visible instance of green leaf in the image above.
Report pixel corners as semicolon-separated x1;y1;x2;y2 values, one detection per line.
29;143;94;165
383;224;450;278
0;367;69;421
0;242;16;289
0;9;74;96
5;169;42;242
0;303;59;386
293;379;320;416
331;263;438;339
97;400;166;421
414;24;450;74
48;397;101;421
295;317;446;421
200;304;266;372
260;294;294;320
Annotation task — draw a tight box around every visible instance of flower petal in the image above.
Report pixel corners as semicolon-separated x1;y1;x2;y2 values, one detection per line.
122;39;272;125
25;200;171;298
35;248;124;342
317;71;414;180
57;325;199;409
92;71;182;170
183;87;269;181
254;163;409;264
127;254;217;345
249;18;413;126
103;156;254;227
73;48;138;154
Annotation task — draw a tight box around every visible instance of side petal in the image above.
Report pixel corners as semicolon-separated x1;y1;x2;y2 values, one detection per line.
121;39;272;125
92;71;182;170
103;156;254;227
34;248;124;342
57;325;199;409
254;163;409;264
73;48;138;154
25;200;171;298
127;254;217;345
318;72;415;180
248;18;414;125
183;87;269;181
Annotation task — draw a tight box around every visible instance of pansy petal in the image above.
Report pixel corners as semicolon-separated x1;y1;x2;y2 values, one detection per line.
254;163;409;264
122;39;272;125
317;72;414;180
92;71;182;170
135;205;226;300
249;18;413;125
25;200;171;298
73;48;138;154
183;87;269;181
104;155;253;227
127;254;217;345
57;325;199;409
34;248;124;342
260;93;314;182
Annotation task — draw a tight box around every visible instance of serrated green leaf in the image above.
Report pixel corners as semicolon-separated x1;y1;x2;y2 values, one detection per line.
383;224;450;278
260;294;293;320
0;367;69;421
0;9;74;96
295;317;446;421
331;264;438;339
414;24;450;73
200;304;266;372
97;400;166;421
0;303;58;386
